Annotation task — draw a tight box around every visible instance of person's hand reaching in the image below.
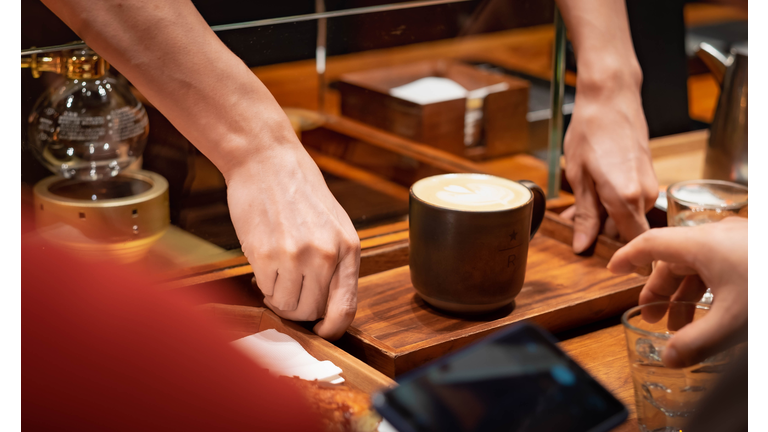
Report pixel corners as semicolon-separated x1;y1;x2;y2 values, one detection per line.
560;77;658;251
38;0;362;342
607;217;747;368
226;141;360;341
555;0;658;252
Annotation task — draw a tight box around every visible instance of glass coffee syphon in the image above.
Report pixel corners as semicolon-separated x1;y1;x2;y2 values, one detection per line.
23;47;169;263
27;48;149;180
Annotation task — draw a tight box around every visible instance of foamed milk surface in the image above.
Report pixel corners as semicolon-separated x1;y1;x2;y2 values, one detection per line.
412;174;531;211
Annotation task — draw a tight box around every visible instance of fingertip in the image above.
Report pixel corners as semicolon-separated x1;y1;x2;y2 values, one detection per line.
313;320;343;341
606;258;620;274
662;345;685;369
607;252;632;274
573;232;591;254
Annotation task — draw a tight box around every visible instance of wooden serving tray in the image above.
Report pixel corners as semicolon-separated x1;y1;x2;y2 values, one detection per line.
202;304;395;394
336;212;650;378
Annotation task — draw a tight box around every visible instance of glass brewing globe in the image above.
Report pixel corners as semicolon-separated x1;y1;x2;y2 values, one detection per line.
28;72;149;180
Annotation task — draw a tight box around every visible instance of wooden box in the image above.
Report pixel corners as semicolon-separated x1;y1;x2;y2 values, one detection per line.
202;304;395;395
337;60;530;160
335;212;650;378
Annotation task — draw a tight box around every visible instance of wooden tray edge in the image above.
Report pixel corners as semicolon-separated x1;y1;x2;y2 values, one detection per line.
201;304;396;394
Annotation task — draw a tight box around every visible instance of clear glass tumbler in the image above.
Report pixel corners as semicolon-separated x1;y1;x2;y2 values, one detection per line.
623;302;736;432
666;179;748;227
666;179;748;303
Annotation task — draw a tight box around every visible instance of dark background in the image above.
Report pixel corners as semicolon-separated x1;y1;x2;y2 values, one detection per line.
21;0;695;184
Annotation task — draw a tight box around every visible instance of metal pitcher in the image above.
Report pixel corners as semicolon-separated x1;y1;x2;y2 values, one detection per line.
696;42;748;185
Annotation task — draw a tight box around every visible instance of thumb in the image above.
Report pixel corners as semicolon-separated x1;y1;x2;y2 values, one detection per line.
571;177;602;254
662;307;744;368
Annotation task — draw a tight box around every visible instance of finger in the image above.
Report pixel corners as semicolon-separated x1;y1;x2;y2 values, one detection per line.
640;262;686;304
268;267;304;311
604;197;649;243
670;275;708;303
313;249;359;341
265;276;323;321
667;300;698;332
640;162;660;214
244;244;277;297
266;256;335;322
665;275;708;331
667;263;698;276
603;216;620;240
597;182;651;242
252;264;277;297
607;228;700;274
663;307;745;368
560;206;576;221
570;174;602;254
638;262;684;322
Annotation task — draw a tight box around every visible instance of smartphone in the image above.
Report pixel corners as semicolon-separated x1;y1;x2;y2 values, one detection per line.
372;322;628;432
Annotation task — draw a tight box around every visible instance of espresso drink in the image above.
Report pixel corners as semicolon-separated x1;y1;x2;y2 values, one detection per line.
411;174;531;212
409;174;546;314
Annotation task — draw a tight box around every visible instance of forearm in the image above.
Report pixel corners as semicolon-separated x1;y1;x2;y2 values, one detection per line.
41;0;298;178
555;0;642;94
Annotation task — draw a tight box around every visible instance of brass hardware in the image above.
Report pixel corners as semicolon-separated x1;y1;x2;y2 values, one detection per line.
21;47;107;79
33;170;170;263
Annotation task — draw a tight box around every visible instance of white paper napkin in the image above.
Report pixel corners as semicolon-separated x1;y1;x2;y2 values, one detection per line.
389;77;467;105
232;329;345;384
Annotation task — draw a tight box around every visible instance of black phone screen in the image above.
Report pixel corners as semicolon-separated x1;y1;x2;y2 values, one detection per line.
374;324;627;432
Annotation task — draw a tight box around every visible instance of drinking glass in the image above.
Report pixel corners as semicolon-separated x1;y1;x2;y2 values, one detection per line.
666;179;747;303
666;179;748;227
623;301;737;432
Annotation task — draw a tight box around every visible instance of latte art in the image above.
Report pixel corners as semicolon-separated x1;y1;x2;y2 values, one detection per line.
412;174;531;211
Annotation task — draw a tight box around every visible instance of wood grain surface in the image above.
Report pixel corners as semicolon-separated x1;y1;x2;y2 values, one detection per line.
202;304;395;395
336;212;647;378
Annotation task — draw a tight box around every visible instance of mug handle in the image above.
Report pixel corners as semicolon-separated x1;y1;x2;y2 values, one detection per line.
519;180;546;239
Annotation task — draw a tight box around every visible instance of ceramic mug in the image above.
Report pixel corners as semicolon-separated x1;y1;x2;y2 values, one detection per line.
409;173;546;314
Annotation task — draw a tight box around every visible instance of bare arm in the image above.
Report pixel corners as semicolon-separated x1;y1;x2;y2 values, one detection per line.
555;0;658;252
42;0;360;340
42;0;291;175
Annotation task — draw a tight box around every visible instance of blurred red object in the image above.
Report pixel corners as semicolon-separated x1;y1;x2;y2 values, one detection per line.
22;205;321;431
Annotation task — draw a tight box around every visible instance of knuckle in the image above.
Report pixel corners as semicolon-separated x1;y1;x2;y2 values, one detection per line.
339;303;357;320
637;228;663;248
573;206;600;224
341;235;361;256
284;244;304;261
338;295;358;318
316;246;338;265
565;166;581;184
618;185;644;208
253;245;278;262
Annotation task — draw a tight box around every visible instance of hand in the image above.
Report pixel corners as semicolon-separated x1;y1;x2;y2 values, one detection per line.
226;142;360;341
36;0;361;341
607;217;748;368
562;77;658;252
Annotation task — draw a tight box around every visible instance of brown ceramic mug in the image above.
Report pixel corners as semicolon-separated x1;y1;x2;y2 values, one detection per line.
409;173;546;314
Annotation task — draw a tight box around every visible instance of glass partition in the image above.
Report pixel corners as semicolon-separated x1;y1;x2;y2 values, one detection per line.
21;0;568;283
